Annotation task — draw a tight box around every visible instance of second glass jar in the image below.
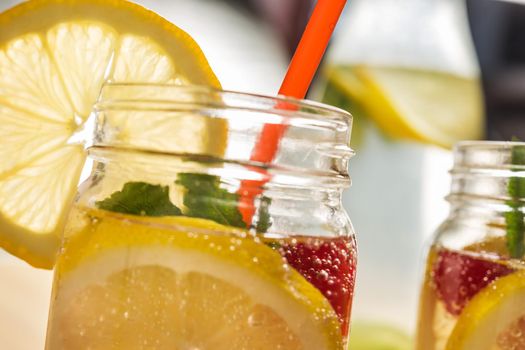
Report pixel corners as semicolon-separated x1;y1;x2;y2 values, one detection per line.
416;141;525;350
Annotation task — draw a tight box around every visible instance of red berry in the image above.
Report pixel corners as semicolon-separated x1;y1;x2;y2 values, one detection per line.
432;249;514;316
281;238;356;336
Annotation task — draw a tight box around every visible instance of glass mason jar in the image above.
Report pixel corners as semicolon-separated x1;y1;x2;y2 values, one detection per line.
45;84;357;349
416;141;525;349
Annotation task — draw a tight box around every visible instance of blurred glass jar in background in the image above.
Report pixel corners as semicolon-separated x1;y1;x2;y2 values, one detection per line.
417;141;525;349
312;0;484;346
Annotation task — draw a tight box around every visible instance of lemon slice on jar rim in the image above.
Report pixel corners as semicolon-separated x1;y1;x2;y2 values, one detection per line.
0;0;227;268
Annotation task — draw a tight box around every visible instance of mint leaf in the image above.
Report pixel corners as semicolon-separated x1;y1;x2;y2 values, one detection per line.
506;143;525;258
96;182;182;216
505;210;524;258
176;173;246;228
96;174;272;233
256;196;272;233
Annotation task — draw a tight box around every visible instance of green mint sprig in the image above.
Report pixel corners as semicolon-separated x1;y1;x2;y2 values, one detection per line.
505;142;525;259
175;173;246;228
255;196;272;234
96;182;181;217
96;173;272;232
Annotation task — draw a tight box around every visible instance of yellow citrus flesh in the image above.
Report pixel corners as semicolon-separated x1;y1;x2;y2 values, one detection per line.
46;208;343;349
446;270;525;350
0;0;226;268
325;65;483;148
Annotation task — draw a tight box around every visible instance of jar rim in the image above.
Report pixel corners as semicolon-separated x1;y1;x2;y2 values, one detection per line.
448;140;525;206
455;140;525;150
91;83;354;188
453;140;525;171
454;140;525;169
96;83;353;125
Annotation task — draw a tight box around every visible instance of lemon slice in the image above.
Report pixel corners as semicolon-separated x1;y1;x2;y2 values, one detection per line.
0;0;225;269
325;65;483;148
46;209;343;349
446;270;525;349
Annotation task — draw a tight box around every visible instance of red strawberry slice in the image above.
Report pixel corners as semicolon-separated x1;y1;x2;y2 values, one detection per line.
281;238;356;336
432;249;514;316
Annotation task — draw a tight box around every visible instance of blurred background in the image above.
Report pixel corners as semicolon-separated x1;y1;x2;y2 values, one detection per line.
0;0;524;349
468;0;525;140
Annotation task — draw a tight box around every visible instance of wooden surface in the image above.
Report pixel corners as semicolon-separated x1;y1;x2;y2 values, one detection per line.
0;261;52;349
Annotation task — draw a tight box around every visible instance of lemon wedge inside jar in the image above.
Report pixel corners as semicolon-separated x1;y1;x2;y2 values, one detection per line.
46;208;343;349
446;270;525;349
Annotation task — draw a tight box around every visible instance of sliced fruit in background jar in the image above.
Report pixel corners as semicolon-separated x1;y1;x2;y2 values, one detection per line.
47;209;343;349
325;65;483;148
281;238;356;336
0;0;226;269
432;249;514;316
446;270;525;349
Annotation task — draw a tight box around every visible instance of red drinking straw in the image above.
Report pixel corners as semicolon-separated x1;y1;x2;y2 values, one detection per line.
238;0;348;225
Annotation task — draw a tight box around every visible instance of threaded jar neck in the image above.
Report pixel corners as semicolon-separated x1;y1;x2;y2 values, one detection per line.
448;141;525;209
91;83;354;191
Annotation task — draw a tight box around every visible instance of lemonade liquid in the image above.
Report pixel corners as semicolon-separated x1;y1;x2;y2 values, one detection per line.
45;205;357;349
